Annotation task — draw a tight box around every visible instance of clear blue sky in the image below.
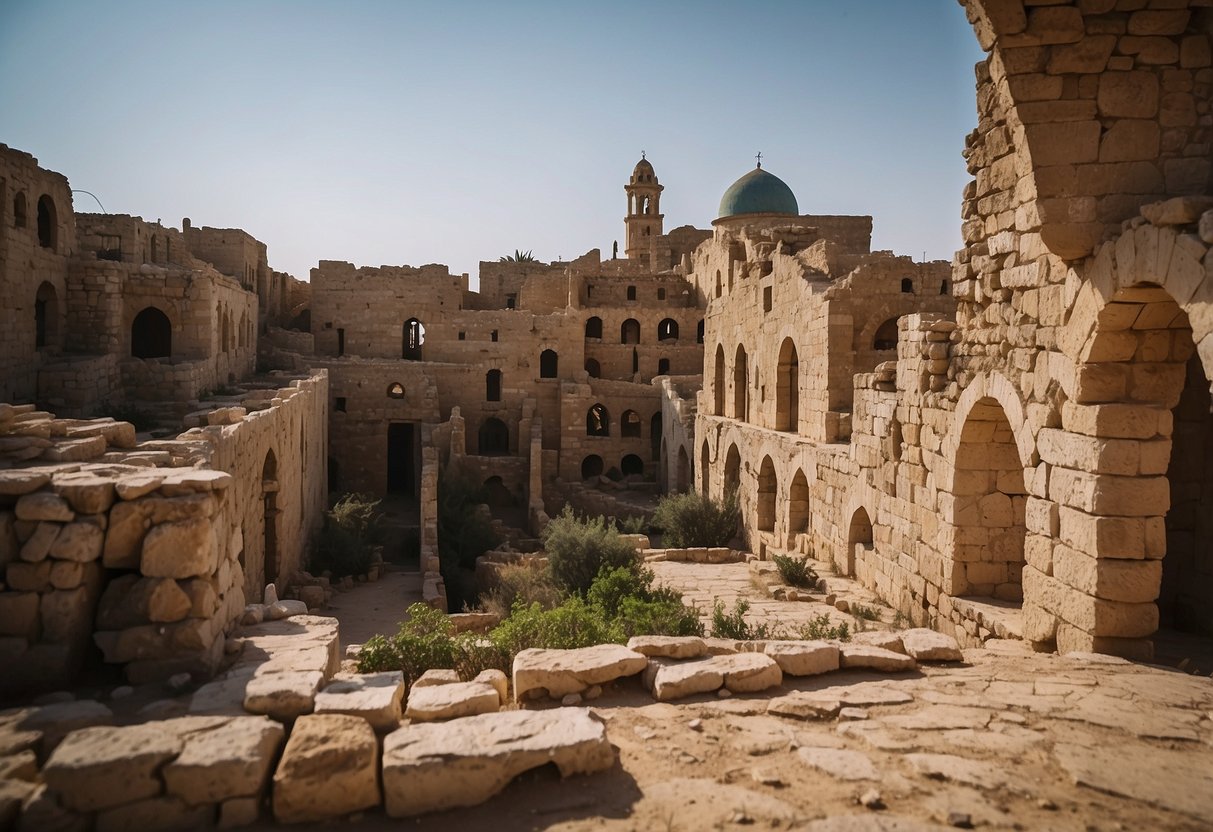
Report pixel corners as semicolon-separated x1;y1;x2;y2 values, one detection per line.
0;1;984;283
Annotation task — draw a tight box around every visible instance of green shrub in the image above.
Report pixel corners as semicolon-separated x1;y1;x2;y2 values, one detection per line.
543;508;638;596
651;490;739;549
438;462;500;610
329;492;384;544
491;597;624;657
586;565;703;637
710;599;772;640
851;603;881;622
480;563;566;618
614;515;648;535
772;553;818;588
355;603;459;685
311;492;383;578
793;613;852;642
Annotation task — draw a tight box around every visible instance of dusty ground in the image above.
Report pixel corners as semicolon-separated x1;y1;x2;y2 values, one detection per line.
326;569;422;650
288;559;1213;832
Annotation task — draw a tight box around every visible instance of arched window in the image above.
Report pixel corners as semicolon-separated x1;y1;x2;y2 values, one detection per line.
696;319;704;344
478;418;510;455
657;358;670;375
657;318;678;341
723;444;741;498
36;195;57;251
776;338;799;432
150;235;160;264
586;404;610;437
585;358;601;378
387;382;405;399
621;454;644;477
713;345;726;416
131;307;172;358
621;410;641;437
901;277;914;294
486;369;502;401
627;285;637;301
584;316;603;339
35;282;58;350
788;470;810;535
940;279;950;295
539;349;558;378
581;455;604;480
757;456;777;532
620;318;640;344
733;345;748;421
13;192;27;228
403;318;425;360
874;318;899;351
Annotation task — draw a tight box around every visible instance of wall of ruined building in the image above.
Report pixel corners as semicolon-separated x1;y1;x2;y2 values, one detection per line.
657;375;701;493
0;145;76;404
182;222;266;293
0;371;328;694
560;377;664;481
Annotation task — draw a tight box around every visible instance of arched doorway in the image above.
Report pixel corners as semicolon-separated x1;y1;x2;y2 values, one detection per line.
723;444;741;498
131;307;172;358
733;345;748;421
873;318;899;351
676;447;690;493
584;316;603;339
714;345;726;416
585;358;601;378
621;454;644;477
756;456;777;533
846;507;873;578
478;418;510;455
539;349;558;378
776;338;799;432
620;318;640;344
788;469;810;546
36;195;56;250
581;455;604;480
34;281;58;350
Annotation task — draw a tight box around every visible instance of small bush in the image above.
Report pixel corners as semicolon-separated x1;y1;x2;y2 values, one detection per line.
851;603;881;622
356;603;459;686
543;508;638;596
587;565;703;638
651;490;739;549
438;462;501;610
614;515;648;535
312;493;383;578
794;613;852;642
492;597;624;657
329;492;384;544
480;563;566;618
772;553;817;589
710;599;772;640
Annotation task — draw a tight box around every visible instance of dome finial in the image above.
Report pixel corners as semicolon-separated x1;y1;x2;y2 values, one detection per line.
755;151;762;169
641;150;646;160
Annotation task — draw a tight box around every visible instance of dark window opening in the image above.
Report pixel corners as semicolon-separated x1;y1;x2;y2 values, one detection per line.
387;383;405;399
581;455;604;480
335;397;347;412
632;348;639;374
13;192;27;228
657;358;670;375
479;418;510;455
621;410;641;437
131;306;172;359
657;288;666;300
627;285;637;301
585;358;601;378
587;404;610;437
35;282;56;350
486;369;502;401
585;316;603;339
621;454;644;477
337;328;345;356
621;318;640;344
387;423;419;495
901;277;914;294
458;331;466;340
36;195;56;250
505;293;517;309
874;318;899;351
940;279;950;295
657;318;678;341
763;287;772;313
491;330;499;342
697;319;704;343
99;235;122;261
540;349;558;378
403;318;425;359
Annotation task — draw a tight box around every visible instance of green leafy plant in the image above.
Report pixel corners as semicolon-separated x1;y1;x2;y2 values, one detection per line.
614;515;649;535
710;598;772;640
651;490;740;548
793;613;852;642
851;603;881;622
772;553;817;588
311;492;383;578
438;462;501;610
499;249;538;263
543;508;638;596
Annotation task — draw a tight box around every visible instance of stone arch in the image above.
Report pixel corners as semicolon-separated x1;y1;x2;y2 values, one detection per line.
723;443;741;497
845;506;873;578
131;306;172;359
478;417;509;455
586;404;610;437
756;456;777;533
621;318;640;344
621;454;644;477
788;469;810;539
713;344;726;416
676;446;690;493
621;409;641;438
584;316;603;340
657;318;679;342
585;358;601;378
941;372;1037;487
34;281;58;350
732;344;748;421
776;337;799;432
36;195;56;250
402;318;425;360
581;455;604;480
873;317;899;352
387;382;405;399
657;357;670;376
539;349;558;378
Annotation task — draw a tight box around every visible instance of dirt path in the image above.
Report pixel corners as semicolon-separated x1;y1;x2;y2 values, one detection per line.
324;569;423;649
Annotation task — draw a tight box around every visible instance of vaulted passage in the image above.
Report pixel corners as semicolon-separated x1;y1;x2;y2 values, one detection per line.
733;345;747;421
756;456;776;533
713;345;726;416
776;337;798;432
478;418;509;455
788;469;809;541
131;307;172;358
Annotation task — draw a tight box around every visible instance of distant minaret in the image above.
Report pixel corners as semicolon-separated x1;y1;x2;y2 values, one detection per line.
624;153;664;263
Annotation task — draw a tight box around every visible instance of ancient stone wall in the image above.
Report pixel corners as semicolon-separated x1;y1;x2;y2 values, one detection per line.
657;375;701;493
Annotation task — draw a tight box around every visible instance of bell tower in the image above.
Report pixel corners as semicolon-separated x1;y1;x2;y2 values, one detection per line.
624;154;664;263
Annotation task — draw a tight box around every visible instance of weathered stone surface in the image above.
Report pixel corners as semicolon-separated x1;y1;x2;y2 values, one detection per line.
266;599;308;619
1054;741;1213;820
839;644;917;672
798;746;879;781
19;522;59;562
905;753;1008;790
382;708;613;817
42;724;183;812
627;635;708;659
94;796;212;832
899;629;963;662
18;700;113;755
271;714;379;824
243;670;323;720
53;475;116;515
163;716;284;805
15;493;73;523
405;680;499;722
48;522;104;562
141;517;216;579
763;640;840;676
474;668;509;702
851;631;906;652
314;671;404;730
649;652;782;701
412;668;460;688
767;693;841;720
513;644;648;701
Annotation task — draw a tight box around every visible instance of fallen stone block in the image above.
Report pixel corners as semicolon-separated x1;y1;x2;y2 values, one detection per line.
314;671;404;731
267;600;308;620
851;631;906;653
271;714;380;824
18;699;112;756
411;668;460;688
900;629;963;662
513;644;647;701
763;640;840;676
382;708;613;817
474;668;508;701
42;723;183;812
405;680;499;722
648;652;782;701
839;644;917;672
627;635;707;659
162;716;284;805
243;670;323;720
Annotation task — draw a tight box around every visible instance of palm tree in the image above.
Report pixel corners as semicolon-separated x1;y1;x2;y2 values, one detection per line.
499;249;538;263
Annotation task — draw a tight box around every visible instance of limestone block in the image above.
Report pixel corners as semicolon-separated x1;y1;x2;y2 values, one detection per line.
97;576;192;629
15;493;73;523
626;635;708;659
0;592;39;639
162;716;284;805
19;522;60;562
141;517;216;579
762;641;840;676
42;436;106;463
114;474;165;501
7;561;51;592
474;668;508;702
512;644;648;701
40;586;96;644
648;652;781;701
766;693;841;720
314;671;405;730
0;471;51;496
838;644;917;672
48;521;103;562
1141;195;1213;227
271;714;379;824
382;709;613;817
53;475;116;515
405;681;499;722
849;631;906;653
798;746;879;781
43;723;183;812
900;629;963;662
242;668;325;720
94;796;212;832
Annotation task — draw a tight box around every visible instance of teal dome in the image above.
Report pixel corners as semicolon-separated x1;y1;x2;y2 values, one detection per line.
718;166;799;219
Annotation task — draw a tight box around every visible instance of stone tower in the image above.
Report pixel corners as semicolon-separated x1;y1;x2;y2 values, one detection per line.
624;155;664;263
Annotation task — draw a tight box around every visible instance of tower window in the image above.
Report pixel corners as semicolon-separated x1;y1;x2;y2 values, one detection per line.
657;288;666;300
901;277;914;294
763;287;772;313
335;397;347;412
491;330;499;342
627;285;636;301
505;293;517;309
